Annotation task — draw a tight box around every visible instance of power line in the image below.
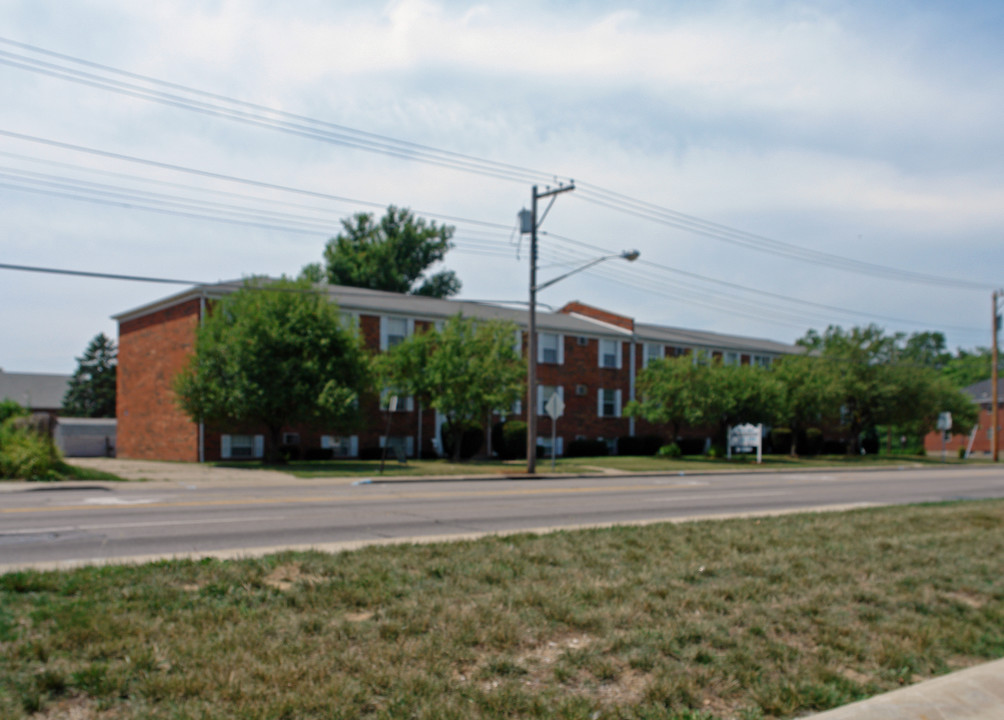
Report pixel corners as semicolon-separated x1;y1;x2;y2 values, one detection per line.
0;143;983;334
0;37;991;291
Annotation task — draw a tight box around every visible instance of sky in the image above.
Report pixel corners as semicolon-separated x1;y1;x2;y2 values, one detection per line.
2;0;1003;374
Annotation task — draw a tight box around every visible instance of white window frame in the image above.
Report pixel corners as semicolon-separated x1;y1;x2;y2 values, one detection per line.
282;432;300;446
321;435;359;458
597;388;622;418
724;351;740;366
643;342;665;368
380;389;415;412
598;339;622;369
537;384;564;416
379;435;415;457
536;435;564;456
380;316;414;351
537;332;564;365
221;434;264;459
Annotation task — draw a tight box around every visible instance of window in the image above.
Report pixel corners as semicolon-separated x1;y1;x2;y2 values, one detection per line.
379;435;415;457
538;332;563;364
598;389;622;418
643;343;665;368
536;435;564;457
321;435;359;457
577;336;589;346
599;339;621;369
723;351;739;366
752;355;772;368
537;385;564;416
282;432;300;446
380;390;415;412
380;316;412;350
221;434;263;459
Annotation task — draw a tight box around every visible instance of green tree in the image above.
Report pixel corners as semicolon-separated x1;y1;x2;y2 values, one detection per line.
174;277;370;464
63;333;117;418
625;355;715;440
380;315;523;461
772;354;842;456
318;206;460;298
942;347;997;388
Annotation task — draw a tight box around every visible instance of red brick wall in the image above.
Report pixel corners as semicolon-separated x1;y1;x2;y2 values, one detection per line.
117;299;201;461
558;301;634;332
924;406;1001;456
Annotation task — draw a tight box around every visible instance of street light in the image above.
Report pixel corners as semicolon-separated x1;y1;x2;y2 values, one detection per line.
525;217;640;473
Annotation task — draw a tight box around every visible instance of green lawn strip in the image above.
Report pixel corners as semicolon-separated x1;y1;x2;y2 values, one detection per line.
215;454;971;479
2;501;1003;719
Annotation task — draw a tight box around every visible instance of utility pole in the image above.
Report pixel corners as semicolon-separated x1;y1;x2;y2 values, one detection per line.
994;291;1000;462
526;182;574;474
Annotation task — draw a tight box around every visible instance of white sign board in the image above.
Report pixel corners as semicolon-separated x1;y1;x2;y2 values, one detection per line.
544;392;565;420
728;423;763;463
936;412;952;432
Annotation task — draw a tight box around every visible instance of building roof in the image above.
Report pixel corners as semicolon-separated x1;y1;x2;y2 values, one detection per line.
964;378;1004;406
114;280;801;356
0;369;70;411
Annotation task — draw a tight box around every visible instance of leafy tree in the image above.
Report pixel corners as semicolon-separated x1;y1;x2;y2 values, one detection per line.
63;333;117;418
941;347;997;388
772;354;842;456
627;356;782;448
379;315;523;461
900;331;951;370
317;206;460;298
626;355;715;440
174;277;370;464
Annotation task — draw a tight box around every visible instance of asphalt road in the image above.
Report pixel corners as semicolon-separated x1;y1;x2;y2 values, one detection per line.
2;464;1003;571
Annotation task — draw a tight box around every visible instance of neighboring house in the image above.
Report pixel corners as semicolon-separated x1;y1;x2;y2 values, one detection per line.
54;417;117;457
0;368;70;414
114;281;801;462
924;378;1003;457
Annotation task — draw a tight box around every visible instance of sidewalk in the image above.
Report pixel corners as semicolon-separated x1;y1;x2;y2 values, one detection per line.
804;657;1004;719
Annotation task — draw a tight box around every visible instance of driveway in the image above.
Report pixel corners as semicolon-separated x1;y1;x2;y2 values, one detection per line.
68;457;300;485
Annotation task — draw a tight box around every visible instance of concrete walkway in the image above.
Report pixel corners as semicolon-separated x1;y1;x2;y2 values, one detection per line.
804;657;1004;719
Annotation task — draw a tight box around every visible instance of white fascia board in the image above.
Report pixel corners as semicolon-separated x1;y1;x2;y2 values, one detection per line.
567;313;634;336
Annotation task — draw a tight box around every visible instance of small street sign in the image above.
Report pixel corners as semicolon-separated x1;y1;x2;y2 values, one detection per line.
544;392;565;420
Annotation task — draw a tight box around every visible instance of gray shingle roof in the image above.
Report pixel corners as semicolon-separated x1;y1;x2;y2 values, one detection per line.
0;369;70;411
114;280;799;356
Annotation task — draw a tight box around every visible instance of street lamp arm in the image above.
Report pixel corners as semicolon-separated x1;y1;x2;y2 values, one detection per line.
534;250;640;292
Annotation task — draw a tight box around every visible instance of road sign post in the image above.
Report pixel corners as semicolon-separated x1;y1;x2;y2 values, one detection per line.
544;392;565;471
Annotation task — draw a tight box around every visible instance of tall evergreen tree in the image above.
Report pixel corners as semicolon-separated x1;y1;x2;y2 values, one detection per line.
63;333;117;418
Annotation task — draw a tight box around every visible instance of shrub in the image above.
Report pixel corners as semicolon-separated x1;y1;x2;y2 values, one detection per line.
358;446;384;461
0;421;61;480
770;427;793;455
657;442;682;458
803;428;823;455
566;439;609;458
617;434;663;456
441;421;484;460
822;438;847;455
678;437;707;455
302;447;334;461
499;421;528;460
0;399;27;425
279;444;301;461
958;447;967;459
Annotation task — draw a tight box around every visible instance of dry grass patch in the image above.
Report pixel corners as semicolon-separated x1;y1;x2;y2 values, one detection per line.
2;501;1004;719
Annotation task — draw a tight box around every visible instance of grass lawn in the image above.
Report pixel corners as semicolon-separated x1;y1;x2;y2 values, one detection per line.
2;501;1002;719
216;453;974;479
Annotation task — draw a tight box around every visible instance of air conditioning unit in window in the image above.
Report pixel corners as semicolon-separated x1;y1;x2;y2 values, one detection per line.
576;384;587;396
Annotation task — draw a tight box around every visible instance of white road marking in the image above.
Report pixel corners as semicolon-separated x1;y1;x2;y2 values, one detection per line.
83;497;161;505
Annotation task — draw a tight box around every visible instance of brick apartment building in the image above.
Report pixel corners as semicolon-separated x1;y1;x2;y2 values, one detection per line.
924;378;1004;458
115;281;798;462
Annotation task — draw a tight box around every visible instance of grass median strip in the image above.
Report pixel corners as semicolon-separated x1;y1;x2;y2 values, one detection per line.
2;501;1003;719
